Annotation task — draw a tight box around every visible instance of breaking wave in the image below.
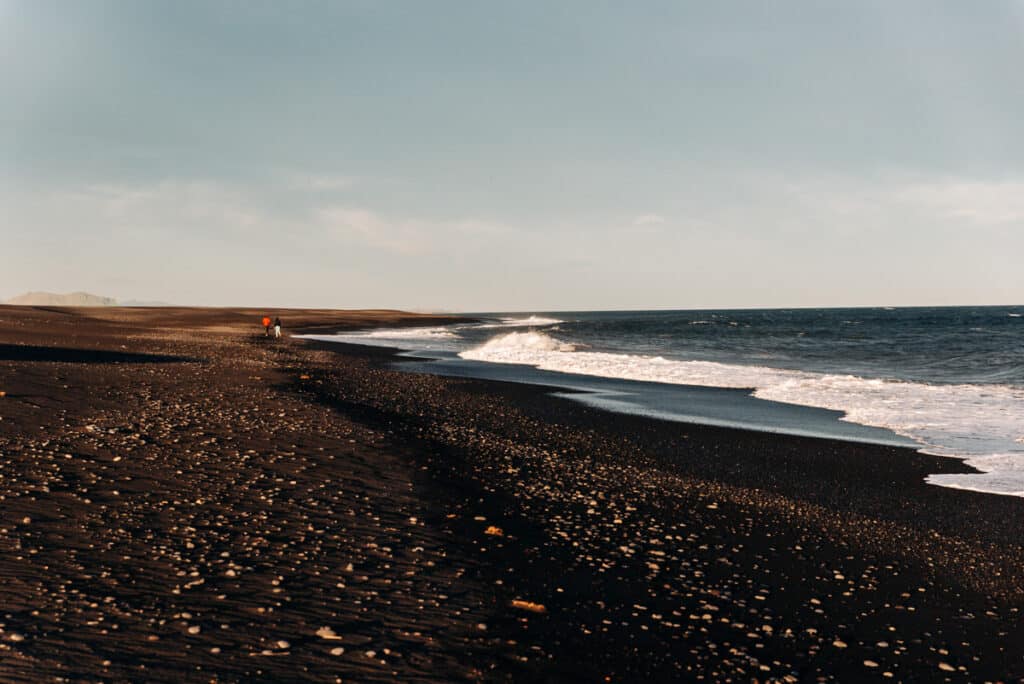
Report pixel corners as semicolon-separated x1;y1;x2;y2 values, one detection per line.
358;326;459;339
462;330;577;355
475;316;565;329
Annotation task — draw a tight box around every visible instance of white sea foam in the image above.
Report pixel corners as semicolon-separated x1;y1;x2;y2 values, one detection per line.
358;326;459;339
299;325;462;352
475;315;565;329
465;330;576;354
461;330;1024;496
927;453;1024;496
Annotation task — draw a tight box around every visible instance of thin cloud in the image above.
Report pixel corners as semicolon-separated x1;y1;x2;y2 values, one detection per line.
289;174;355;192
51;181;266;233
632;213;666;226
896;180;1024;225
317;205;507;256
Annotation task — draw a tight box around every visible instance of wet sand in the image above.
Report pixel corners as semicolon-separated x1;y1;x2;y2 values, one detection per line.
0;305;1022;682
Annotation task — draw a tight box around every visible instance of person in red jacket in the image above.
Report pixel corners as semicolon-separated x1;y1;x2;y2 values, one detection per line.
262;316;272;336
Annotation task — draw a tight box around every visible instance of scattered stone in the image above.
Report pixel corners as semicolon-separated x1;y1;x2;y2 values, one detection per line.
510;600;547;614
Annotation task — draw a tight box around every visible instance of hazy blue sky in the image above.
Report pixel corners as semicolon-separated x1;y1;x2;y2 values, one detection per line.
3;1;1022;310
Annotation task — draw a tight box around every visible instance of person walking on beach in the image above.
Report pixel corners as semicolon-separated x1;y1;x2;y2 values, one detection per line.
262;315;272;336
274;317;282;339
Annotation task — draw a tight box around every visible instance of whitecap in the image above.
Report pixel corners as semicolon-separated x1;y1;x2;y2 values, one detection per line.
474;316;565;329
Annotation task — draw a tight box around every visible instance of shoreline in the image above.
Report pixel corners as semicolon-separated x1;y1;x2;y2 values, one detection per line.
1;306;1022;680
307;307;1024;501
299;334;983;492
299;339;1020;550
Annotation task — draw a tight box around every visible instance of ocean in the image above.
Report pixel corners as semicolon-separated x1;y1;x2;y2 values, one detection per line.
303;306;1024;498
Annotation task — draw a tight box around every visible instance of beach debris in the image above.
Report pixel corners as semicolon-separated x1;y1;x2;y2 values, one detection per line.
330;647;345;656
510;600;547;614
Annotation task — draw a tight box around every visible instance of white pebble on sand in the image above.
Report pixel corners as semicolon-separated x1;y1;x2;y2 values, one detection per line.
316;626;341;640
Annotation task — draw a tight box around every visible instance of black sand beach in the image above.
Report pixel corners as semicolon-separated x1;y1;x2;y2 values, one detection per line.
0;306;1022;682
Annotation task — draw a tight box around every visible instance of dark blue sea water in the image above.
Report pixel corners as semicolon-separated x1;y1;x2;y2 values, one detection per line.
305;306;1024;497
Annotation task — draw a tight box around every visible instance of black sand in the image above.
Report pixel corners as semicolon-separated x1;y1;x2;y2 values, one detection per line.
0;306;1021;682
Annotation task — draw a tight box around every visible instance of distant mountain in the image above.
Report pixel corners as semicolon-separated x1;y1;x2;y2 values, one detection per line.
4;291;119;307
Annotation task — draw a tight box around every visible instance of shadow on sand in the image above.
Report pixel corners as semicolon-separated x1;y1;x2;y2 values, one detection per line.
0;344;193;364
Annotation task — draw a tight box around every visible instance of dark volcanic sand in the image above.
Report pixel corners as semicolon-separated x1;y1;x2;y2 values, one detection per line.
0;306;1022;682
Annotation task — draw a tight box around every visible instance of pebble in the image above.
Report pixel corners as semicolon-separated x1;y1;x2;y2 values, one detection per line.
316;626;342;640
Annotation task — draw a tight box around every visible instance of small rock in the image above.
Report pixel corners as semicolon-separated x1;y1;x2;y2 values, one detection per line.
316;626;342;640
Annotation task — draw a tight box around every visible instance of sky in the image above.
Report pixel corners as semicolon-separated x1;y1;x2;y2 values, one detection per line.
3;1;1023;311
